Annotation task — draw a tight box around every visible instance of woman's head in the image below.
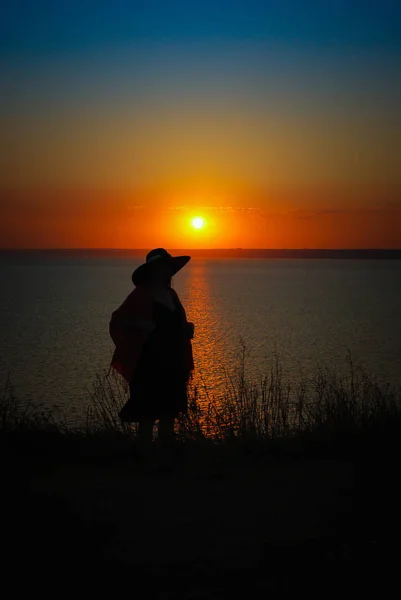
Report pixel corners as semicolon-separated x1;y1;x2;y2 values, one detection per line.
147;261;172;287
132;248;183;287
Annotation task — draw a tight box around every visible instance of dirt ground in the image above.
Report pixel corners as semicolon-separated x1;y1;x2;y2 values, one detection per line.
3;444;359;596
4;434;400;596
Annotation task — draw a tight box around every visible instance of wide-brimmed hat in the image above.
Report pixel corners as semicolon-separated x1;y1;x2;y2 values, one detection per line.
132;248;191;286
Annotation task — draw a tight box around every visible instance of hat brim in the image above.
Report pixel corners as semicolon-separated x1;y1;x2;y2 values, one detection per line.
132;255;191;286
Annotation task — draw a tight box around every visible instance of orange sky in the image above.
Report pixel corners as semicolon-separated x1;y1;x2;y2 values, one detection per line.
2;82;400;248
2;3;401;248
1;184;400;249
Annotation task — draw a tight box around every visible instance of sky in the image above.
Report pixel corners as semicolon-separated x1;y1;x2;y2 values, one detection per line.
1;0;401;248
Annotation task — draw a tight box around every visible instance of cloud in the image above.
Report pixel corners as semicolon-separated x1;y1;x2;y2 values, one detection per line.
290;208;347;220
167;205;265;215
167;203;401;222
290;205;401;220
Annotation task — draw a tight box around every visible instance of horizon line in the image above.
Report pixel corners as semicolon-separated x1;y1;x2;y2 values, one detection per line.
1;247;401;252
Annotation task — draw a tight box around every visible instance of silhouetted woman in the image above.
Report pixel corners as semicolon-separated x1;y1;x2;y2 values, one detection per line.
109;248;194;447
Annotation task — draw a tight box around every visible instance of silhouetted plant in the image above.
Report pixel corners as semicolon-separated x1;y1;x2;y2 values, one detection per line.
1;349;400;456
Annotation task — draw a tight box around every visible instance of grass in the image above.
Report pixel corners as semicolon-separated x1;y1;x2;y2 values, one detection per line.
1;348;401;460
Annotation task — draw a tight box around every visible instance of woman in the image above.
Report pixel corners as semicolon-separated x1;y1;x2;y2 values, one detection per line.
109;248;194;446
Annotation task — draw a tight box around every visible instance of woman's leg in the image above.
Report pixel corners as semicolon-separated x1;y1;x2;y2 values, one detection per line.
158;417;176;445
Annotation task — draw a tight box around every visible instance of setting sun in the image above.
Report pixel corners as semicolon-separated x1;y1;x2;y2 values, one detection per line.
191;216;206;230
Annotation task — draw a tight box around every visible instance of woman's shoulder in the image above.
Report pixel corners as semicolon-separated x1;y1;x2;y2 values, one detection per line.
118;285;153;313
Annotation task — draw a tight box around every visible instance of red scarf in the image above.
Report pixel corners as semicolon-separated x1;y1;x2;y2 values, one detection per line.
109;285;194;382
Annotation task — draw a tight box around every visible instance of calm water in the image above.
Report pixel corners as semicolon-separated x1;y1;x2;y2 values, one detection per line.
1;252;401;422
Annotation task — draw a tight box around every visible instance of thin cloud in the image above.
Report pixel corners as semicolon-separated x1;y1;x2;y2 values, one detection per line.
291;209;347;220
167;205;265;215
291;205;401;220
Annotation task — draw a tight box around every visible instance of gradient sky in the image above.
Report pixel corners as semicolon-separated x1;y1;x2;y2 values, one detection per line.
1;0;400;248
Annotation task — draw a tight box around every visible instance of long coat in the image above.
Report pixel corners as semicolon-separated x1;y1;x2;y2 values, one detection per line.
109;285;194;383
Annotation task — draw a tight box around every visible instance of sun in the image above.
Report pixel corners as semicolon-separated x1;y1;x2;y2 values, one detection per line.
191;216;205;230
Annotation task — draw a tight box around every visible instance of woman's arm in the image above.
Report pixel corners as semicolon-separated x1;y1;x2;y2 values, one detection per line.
169;288;194;338
169;289;195;373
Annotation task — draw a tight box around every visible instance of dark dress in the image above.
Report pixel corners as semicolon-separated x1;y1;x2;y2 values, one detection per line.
121;298;190;422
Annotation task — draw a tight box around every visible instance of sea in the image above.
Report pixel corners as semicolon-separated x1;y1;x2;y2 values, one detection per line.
1;250;400;424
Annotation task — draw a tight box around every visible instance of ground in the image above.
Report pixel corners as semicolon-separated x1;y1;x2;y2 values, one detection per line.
3;436;399;599
2;439;362;596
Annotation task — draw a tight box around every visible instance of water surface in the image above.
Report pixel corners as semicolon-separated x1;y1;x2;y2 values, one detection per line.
1;252;400;422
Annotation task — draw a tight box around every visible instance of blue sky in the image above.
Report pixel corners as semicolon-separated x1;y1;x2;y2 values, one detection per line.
3;0;400;114
2;0;401;60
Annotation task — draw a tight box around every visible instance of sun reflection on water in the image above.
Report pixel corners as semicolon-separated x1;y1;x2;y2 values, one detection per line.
178;261;230;405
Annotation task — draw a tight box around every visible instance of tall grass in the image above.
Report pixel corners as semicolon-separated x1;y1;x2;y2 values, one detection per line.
1;350;401;457
0;373;65;434
177;351;401;454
